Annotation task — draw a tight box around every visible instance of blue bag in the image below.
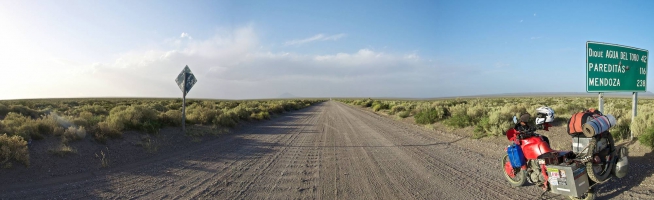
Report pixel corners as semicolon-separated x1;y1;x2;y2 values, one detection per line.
507;143;526;168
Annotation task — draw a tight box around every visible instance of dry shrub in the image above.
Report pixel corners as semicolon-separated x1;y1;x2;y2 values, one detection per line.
148;103;167;112
72;118;88;128
49;143;76;157
0;133;29;167
186;102;219;124
414;107;446;125
106;105;159;131
466;104;487;120
79;111;94;121
75;105;108;116
1;113;41;140
639;127;654;148
161;110;182;126
0;103;8;116
398;111;410;118
64;126;86;141
53;127;65;136
476;105;527;137
447;104;467;117
214;112;238;128
8;105;41;119
35;114;60;136
96;121;122;139
371;101;389;112
612;117;632;141
266;104;285;114
231;106;251;120
390;105;407;115
250;111;270;120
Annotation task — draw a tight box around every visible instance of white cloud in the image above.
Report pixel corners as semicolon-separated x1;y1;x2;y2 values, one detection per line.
80;26;490;99
180;32;192;39
2;25;507;100
530;36;542;40
284;33;346;46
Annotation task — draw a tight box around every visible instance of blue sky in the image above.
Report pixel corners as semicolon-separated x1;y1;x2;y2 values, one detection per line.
1;0;653;99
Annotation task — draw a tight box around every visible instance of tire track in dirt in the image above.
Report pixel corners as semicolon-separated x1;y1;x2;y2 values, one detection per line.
318;113;339;200
0;105;324;200
126;118;299;199
332;103;418;199
331;102;532;199
331;106;386;199
336;102;567;200
195;109;320;199
235;108;323;200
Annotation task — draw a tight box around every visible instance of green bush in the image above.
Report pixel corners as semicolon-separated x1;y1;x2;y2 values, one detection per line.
75;105;108;116
466;104;487;121
1;113;41;140
443;114;473;128
214;113;238;128
611;117;631;141
8;105;41;119
473;117;491;139
414;107;445;125
0;103;8;116
186;102;219;124
148;103;167;112
72;118;88;128
398;111;410;118
448;104;467;117
371;101;389;112
166;102;182;110
0;133;30;167
251;111;271;120
266;104;286;114
95;121;122;142
390;105;407;115
364;100;373;107
638;127;654;148
232;106;251;120
35;114;60;136
161;110;182;126
106;105;160;132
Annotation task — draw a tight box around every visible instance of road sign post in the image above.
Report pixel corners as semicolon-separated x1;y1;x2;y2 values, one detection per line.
587;41;648;140
175;65;197;133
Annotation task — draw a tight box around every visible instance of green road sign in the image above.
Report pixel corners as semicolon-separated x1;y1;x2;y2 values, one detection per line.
587;41;648;92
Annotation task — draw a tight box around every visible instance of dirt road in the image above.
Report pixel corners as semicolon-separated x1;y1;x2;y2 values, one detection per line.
0;101;644;199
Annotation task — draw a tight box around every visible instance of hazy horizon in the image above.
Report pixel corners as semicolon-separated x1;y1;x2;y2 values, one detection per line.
2;1;653;100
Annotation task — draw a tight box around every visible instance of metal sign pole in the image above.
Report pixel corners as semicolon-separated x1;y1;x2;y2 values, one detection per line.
175;65;197;133
632;92;638;140
598;92;604;113
182;72;187;133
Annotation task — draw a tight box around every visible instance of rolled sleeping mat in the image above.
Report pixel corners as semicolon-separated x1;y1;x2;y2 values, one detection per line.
606;114;617;127
582;115;616;137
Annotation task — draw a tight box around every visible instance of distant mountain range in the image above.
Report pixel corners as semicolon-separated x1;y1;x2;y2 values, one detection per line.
277;92;298;98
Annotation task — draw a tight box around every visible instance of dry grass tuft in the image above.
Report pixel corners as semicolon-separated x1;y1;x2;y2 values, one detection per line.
0;133;29;167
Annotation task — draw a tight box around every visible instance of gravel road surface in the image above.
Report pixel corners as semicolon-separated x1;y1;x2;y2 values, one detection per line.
2;101;646;199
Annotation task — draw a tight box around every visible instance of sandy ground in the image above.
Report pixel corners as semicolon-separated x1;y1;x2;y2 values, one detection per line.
1;101;652;199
